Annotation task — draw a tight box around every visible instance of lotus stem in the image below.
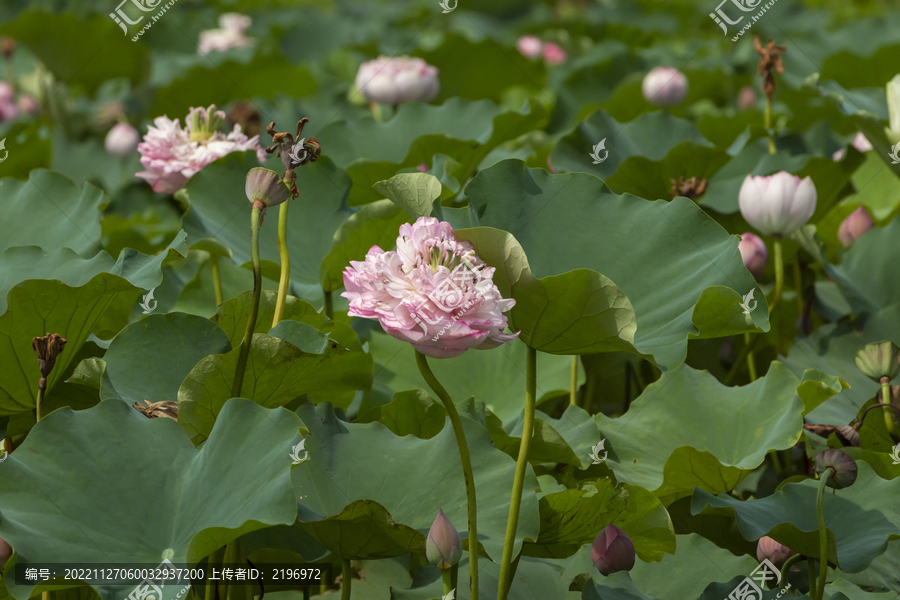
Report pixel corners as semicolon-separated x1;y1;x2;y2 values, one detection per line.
765;96;776;154
772;238;784;310
303;587;310;600
497;345;537;600
211;254;223;307
807;559;817;599
881;379;896;438
341;559;352;600
744;332;757;381
272;199;291;328
232;203;263;397
569;356;578;405
779;553;801;587
324;290;334;320
36;385;46;422
415;350;478;600
815;469;832;600
442;568;453;597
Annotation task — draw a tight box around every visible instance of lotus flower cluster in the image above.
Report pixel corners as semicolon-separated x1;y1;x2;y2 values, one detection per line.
136;105;267;193
641;67;689;106
355;56;440;105
515;35;567;64
0;80;38;122
198;13;254;55
738;171;817;237
342;217;519;358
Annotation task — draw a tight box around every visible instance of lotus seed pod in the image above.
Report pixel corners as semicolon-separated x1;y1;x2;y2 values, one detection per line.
245;167;291;208
815;449;858;489
854;340;900;381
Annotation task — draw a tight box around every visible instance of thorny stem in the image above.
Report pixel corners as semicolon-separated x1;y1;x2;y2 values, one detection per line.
779;553;802;587
569;356;578;405
815;469;832;600
232;203;263;397
341;559;352;600
497;345;537;600
273;198;291;328
881;378;897;438
744;332;758;381
415;351;479;600
211;255;223;307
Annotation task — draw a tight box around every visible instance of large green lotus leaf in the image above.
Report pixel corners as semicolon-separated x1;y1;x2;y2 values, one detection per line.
178;332;367;443
0;233;187;416
691;461;900;573
0;170;105;258
539;405;605;470
318;98;544;205
319;199;411;293
835;538;900;594
314;558;413;600
371;174;443;221
523;479;674;562
99;313;232;404
150;54;316;117
181;152;353;301
455;227;639;357
840;153;900;222
366;331;576;424
581;573;800;600
173;253;280;318
0;399;301;600
0;121;51;180
357;389;446;440
463;160;768;370
551;109;711;177
0;11;149;92
606;143;730;200
296;499;425;560
596;363;805;505
826;579;899;600
213;291;329;347
293;402;540;562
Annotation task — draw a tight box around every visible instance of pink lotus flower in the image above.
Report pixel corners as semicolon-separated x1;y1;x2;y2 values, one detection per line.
198;13;254;55
832;132;873;161
756;536;795;569
355;56;440;105
136;105;267;194
738;172;817;236
738;232;767;279
342;217;519;358
838;206;874;248
516;35;543;60
641;67;689;107
542;42;567;65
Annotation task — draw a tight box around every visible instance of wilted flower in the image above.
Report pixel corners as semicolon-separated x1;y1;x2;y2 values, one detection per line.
355;56;439;105
245;167;291;208
756;536;796;568
342;216;519;358
425;509;462;569
542;42;567;65
815;449;858;489
105;122;141;156
32;333;67;379
591;524;636;576
737;86;756;110
886;74;900;145
738;172;817;237
641;67;689;107
738;232;768;279
136;104;267;193
854;340;900;381
198;13;254;55
838;206;874;248
516;35;543;60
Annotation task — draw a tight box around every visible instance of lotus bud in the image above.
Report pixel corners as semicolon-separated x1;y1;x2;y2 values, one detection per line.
641;67;689;107
737;86;756;110
591;524;636;576
32;333;67;379
17;94;38;116
886;75;900;145
542;42;567;65
425;509;462;569
851;132;873;152
516;35;543;60
738;232;768;279
354;56;439;105
756;536;796;568
854;340;900;382
838;206;874;248
0;536;10;563
738;171;817;237
104;122;141;156
245;167;292;209
815;449;858;489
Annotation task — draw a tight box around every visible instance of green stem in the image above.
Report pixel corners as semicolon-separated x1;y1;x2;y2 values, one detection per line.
744;332;757;381
724;333;764;385
765;96;776;154
324;290;334;320
36;380;46;422
807;559;817;600
415;351;478;600
211;255;223;307
369;102;384;122
569;356;578;406
497;345;537;600
793;256;803;315
881;379;896;438
779;553;802;588
772;238;784;310
815;469;832;600
303;587;310;600
273;198;291;328
341;559;352;600
769;449;783;474
442;569;453;598
232;205;263;397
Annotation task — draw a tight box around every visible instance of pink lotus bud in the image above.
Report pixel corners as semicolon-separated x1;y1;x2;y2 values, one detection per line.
838;206;874;248
591;524;635;576
425;509;462;569
851;132;872;153
815;449;858;489
738;232;767;278
542;42;567;65
516;35;543;60
738;171;817;236
0;536;10;563
756;536;795;568
17;94;38;115
355;56;439;105
416;163;428;172
105;122;141;156
738;86;756;109
641;67;689;107
0;81;12;104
